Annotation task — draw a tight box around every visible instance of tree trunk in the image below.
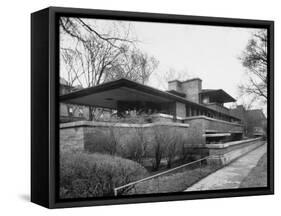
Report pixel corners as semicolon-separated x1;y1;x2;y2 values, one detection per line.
88;106;94;121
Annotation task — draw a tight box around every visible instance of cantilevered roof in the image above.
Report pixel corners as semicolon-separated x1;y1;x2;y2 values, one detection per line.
60;78;240;120
166;90;186;98
60;78;202;109
200;89;236;103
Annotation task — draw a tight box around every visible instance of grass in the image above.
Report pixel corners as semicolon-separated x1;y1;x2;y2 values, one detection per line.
124;162;221;195
239;153;267;188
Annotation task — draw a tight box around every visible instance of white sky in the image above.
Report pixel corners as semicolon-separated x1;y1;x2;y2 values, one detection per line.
131;22;254;95
127;21;265;112
61;18;266;112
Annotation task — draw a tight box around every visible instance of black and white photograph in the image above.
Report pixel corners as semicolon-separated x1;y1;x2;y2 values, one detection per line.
1;0;280;214
58;15;269;200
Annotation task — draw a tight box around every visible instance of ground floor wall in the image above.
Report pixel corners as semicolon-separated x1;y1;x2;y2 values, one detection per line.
207;138;265;165
183;116;244;144
184;137;265;166
60;121;190;159
60;116;249;167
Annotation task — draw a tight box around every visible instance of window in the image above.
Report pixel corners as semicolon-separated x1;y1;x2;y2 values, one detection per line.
68;106;73;117
79;107;84;117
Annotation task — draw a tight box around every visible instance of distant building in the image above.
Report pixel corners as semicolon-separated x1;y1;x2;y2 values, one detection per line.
60;78;114;123
230;105;267;137
60;78;90;123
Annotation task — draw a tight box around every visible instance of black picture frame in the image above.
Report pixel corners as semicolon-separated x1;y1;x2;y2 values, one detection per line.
31;6;274;208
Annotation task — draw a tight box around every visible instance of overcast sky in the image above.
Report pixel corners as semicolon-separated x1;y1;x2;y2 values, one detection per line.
61;18;266;112
131;22;253;95
126;21;265;111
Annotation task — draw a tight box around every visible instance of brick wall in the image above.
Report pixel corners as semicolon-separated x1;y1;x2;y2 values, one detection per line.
183;116;244;145
176;102;186;118
181;79;202;103
184;116;243;133
206;138;264;165
60;126;84;152
60;121;190;158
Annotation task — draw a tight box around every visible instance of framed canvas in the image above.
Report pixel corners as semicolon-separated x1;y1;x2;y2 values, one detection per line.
31;6;274;208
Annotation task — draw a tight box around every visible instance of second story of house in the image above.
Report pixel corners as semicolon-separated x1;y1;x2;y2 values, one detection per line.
60;77;241;124
167;78;236;119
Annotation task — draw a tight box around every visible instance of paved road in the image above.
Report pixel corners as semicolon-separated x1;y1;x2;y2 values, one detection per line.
185;144;267;191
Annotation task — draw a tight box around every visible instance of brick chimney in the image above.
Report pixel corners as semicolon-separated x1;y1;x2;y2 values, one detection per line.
168;80;182;92
168;78;202;103
181;78;202;103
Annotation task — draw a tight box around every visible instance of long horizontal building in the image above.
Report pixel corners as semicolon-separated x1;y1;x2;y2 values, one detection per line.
60;78;241;122
60;78;244;145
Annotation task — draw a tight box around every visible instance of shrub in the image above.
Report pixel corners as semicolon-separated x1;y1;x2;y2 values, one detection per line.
60;152;148;198
126;127;148;163
152;126;174;171
152;128;189;170
85;126;119;155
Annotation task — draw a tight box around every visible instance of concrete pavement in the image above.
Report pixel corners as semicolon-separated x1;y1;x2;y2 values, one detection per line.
185;144;267;191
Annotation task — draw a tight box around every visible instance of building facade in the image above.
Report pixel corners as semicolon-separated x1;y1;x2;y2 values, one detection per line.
60;78;246;144
60;78;90;123
230;105;267;137
59;77;266;165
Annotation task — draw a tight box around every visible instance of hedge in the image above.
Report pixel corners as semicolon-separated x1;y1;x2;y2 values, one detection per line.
60;152;148;198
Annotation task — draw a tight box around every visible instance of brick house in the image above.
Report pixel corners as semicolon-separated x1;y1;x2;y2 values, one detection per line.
60;78;245;144
60;77;266;165
60;78;115;123
60;78;90;122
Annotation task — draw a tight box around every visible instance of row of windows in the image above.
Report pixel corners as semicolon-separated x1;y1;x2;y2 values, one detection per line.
67;106;84;117
186;105;237;122
186;106;214;117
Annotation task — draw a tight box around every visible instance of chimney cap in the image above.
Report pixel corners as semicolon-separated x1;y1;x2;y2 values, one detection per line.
168;77;202;83
168;79;182;83
181;78;202;83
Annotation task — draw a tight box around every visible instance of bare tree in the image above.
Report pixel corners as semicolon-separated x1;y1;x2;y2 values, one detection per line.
239;30;267;102
127;127;148;163
60;17;159;120
152;127;172;171
165;129;178;169
106;49;159;84
156;67;190;90
60;17;135;86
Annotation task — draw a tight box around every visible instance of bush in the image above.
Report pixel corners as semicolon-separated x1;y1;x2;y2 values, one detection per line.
151;127;189;170
89;126;119;155
60;152;148;198
126;127;148;163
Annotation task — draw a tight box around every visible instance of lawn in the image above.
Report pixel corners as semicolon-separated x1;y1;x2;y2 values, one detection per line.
124;162;221;195
239;153;267;188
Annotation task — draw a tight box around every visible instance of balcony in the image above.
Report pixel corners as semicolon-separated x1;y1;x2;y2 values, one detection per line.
204;103;231;116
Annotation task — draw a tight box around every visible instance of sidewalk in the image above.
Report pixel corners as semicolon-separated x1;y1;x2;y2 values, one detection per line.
185;144;267;191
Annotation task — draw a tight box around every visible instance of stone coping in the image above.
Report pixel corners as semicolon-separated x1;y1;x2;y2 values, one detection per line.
60;120;190;129
203;133;231;137
205;102;230;111
150;113;185;120
205;137;262;149
183;115;243;126
184;137;262;149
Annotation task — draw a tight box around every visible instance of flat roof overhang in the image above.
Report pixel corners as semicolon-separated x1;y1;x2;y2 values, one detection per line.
60;78;241;121
200;89;236;103
60;78;203;109
60;79;177;109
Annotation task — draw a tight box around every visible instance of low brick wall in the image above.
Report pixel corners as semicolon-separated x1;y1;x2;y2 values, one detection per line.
60;121;189;157
183;116;244;145
60;118;252;165
206;137;265;165
184;137;264;166
150;113;184;123
60;126;84;152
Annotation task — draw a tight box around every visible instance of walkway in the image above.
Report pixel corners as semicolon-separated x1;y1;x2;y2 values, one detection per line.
185;144;267;191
